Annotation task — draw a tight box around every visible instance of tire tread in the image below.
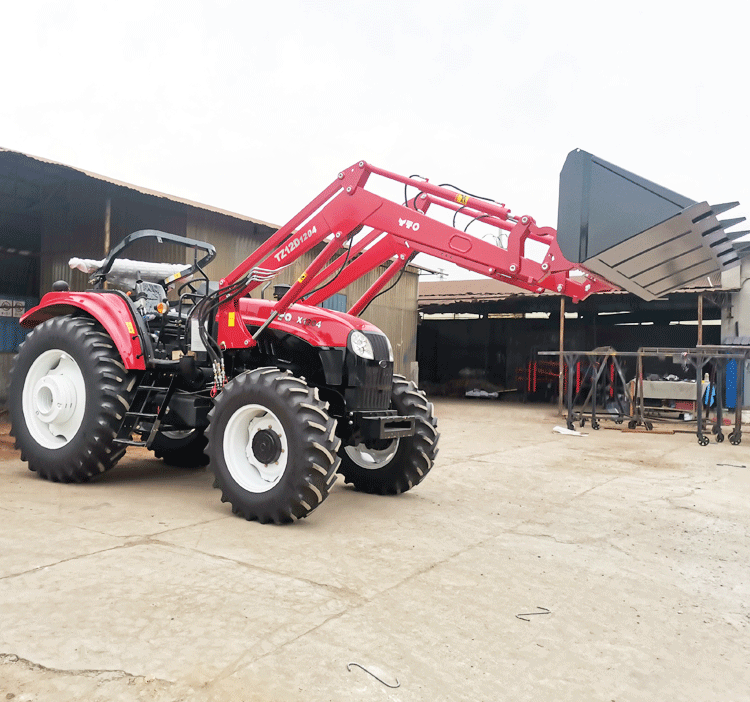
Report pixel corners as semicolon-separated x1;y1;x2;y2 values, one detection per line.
206;367;340;524
338;377;439;495
9;316;137;482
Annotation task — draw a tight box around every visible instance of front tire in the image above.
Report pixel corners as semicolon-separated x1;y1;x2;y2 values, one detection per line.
206;368;341;524
339;375;439;495
9;316;137;482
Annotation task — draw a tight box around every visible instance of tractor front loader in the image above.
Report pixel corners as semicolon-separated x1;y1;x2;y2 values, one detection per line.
9;150;746;523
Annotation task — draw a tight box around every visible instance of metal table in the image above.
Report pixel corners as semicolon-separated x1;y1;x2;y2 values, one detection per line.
540;345;750;445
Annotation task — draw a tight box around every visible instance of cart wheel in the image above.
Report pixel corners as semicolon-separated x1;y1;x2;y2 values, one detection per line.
730;433;741;445
628;420;637;430
580;418;586;427
645;421;653;431
698;435;709;446
566;422;574;431
716;432;724;443
591;420;600;430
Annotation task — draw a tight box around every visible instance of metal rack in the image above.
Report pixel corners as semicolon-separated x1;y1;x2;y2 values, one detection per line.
634;346;749;445
541;346;750;445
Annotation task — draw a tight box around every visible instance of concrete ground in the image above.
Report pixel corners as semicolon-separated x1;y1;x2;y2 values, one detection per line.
0;399;748;702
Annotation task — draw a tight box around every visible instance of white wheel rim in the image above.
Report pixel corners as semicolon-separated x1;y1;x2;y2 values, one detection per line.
223;404;288;493
22;349;86;449
344;440;399;470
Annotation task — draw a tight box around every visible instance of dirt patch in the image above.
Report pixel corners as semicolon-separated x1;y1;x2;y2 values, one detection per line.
0;420;18;459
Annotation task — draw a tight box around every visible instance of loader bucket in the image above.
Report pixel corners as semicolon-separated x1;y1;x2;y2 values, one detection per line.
556;149;747;300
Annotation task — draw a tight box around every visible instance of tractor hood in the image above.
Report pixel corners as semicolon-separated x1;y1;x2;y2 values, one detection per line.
237;297;384;348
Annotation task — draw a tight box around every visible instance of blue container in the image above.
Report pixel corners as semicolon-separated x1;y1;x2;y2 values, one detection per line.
726;359;739;409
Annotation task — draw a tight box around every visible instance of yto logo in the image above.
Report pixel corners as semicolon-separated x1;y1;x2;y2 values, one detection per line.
398;218;420;231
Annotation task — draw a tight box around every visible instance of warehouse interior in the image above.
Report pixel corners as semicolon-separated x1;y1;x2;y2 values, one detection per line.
417;277;732;401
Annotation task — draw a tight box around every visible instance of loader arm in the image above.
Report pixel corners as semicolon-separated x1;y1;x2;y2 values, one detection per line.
215;161;615;351
303;189;612;313
215;155;745;351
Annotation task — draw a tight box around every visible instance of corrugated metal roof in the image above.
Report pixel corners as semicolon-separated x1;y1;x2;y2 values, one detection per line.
419;277;732;306
0;147;426;279
419;278;572;306
0;146;279;229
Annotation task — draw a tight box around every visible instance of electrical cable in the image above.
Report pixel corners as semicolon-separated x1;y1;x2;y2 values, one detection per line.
452;205;468;229
301;227;357;301
404;175;426;210
180;258;212;329
358;256;412;315
194;276;248;365
464;214;493;232
198;278;245;330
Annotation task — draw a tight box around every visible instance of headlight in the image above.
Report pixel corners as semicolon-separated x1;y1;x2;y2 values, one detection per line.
349;331;374;360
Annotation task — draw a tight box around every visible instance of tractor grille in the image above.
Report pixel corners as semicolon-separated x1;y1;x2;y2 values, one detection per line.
345;333;393;411
349;361;392;410
364;331;391;361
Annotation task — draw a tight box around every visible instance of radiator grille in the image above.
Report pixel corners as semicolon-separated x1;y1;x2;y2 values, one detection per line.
353;363;392;410
363;332;391;361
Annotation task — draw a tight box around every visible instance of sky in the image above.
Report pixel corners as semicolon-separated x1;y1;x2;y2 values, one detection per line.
2;0;748;280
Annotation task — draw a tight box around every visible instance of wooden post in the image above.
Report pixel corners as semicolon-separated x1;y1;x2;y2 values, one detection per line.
558;296;565;416
697;293;703;346
102;196;111;289
104;196;111;255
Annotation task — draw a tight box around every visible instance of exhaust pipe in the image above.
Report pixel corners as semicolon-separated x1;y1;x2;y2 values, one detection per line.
556;149;747;300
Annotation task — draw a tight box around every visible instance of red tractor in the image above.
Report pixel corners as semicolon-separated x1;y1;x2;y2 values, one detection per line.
8;151;745;523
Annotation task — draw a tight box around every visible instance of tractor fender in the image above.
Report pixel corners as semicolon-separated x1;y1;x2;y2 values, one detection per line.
19;291;147;370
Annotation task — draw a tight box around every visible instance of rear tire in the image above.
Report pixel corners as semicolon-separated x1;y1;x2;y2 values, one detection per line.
339;375;439;495
206;368;340;524
151;429;209;467
9;316;137;482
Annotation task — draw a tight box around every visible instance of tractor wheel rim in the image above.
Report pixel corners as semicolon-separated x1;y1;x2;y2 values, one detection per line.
344;440;399;470
223;404;288;493
22;349;86;449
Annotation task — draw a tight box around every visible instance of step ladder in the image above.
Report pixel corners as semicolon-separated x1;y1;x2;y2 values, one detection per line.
115;371;178;448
